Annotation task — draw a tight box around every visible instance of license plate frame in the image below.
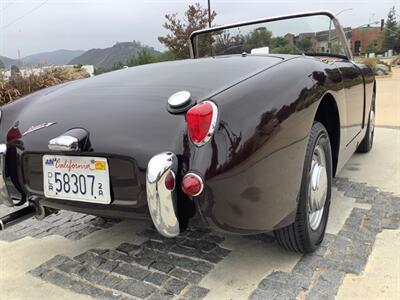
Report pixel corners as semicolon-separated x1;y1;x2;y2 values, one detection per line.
43;155;111;204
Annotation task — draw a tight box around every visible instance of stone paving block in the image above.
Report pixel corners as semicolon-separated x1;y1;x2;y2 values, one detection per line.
169;267;189;280
201;251;223;264
83;254;108;268
340;255;368;274
174;257;198;270
147;291;174;300
305;290;334;300
258;277;287;291
30;255;72;277
98;259;120;273
97;273;125;289
56;260;84;275
103;250;135;264
182;286;210;299
144;272;170;286
113;263;151;280
170;245;202;258
192;261;213;275
133;256;155;267
205;233;225;244
150;261;175;274
185;272;203;285
71;281;119;299
115;278;156;298
248;289;276;300
42;270;76;288
212;245;231;257
164;278;187;295
116;243;141;255
74;250;98;263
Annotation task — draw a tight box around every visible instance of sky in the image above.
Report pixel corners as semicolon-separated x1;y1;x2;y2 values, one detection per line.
1;0;399;58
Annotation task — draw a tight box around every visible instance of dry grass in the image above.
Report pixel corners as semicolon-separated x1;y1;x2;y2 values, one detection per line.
0;67;89;105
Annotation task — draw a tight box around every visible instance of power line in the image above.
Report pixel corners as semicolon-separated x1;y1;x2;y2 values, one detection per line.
1;0;50;30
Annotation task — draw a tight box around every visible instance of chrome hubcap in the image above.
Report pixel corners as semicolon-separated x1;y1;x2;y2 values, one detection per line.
308;143;328;230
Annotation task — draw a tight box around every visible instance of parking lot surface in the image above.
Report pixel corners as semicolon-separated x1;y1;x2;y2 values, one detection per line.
0;68;399;300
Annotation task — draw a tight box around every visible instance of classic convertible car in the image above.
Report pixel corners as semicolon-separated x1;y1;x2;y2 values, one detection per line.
0;11;375;253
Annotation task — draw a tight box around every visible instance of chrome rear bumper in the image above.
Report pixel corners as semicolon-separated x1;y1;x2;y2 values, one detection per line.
146;152;180;237
0;144;13;207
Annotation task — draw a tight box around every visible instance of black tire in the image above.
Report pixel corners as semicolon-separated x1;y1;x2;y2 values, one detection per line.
356;96;375;153
274;122;332;253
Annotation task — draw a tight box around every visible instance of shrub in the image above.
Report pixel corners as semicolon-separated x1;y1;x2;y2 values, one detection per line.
361;58;392;74
0;67;89;105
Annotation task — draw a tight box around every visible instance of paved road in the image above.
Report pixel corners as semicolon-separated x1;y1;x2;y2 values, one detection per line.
0;68;399;300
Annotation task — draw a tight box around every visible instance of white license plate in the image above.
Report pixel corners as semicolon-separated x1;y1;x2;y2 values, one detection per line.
43;155;111;204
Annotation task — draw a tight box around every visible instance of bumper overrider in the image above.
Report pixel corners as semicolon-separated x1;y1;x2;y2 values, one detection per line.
0;144;13;207
146;152;180;237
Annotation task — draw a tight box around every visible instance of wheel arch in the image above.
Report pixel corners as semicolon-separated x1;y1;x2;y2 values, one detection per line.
314;92;340;177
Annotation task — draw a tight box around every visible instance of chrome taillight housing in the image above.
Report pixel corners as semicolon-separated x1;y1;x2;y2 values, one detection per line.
186;100;218;146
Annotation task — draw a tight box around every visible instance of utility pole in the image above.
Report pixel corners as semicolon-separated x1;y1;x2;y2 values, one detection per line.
207;0;211;27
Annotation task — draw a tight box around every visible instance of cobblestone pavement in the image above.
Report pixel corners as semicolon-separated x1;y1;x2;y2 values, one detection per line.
249;178;400;300
0;128;399;300
0;209;120;242
29;227;230;300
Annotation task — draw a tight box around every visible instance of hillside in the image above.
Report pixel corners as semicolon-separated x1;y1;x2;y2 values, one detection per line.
0;56;22;69
0;49;84;69
69;41;159;68
22;49;85;66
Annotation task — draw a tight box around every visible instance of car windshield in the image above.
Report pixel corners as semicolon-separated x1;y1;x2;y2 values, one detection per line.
191;14;348;58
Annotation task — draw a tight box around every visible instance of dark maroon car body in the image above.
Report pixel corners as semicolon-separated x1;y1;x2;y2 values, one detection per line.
0;11;375;237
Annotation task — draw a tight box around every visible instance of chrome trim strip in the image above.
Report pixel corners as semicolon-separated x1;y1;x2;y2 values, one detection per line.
189;10;352;61
0;144;13;207
192;101;218;147
146;152;180;238
48;136;79;151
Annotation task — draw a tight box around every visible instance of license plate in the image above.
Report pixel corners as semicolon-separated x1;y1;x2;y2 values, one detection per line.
43;155;111;204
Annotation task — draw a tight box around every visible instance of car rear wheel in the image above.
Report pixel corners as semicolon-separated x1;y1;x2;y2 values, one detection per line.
356;97;375;153
274;122;332;253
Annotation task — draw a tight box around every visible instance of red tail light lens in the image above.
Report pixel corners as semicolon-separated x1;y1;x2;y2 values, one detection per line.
186;101;218;146
181;173;204;197
164;171;175;191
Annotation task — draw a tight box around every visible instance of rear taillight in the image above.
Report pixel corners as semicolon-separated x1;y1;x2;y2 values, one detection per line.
181;173;204;197
164;171;175;191
186;101;218;146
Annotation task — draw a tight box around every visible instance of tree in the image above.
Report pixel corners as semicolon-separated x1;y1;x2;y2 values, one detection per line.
127;49;154;67
297;37;313;52
382;6;397;51
10;65;21;79
0;60;4;69
213;32;245;55
158;3;216;59
366;40;379;54
243;27;272;52
394;25;400;53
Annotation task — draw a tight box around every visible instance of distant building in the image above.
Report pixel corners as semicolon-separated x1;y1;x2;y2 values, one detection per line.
284;27;352;54
351;26;383;55
284;33;295;45
315;27;352;54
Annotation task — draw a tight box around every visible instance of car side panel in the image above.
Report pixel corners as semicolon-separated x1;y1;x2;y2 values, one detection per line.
189;57;347;233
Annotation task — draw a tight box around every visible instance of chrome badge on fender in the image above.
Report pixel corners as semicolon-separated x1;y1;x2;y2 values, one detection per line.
23;122;56;136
